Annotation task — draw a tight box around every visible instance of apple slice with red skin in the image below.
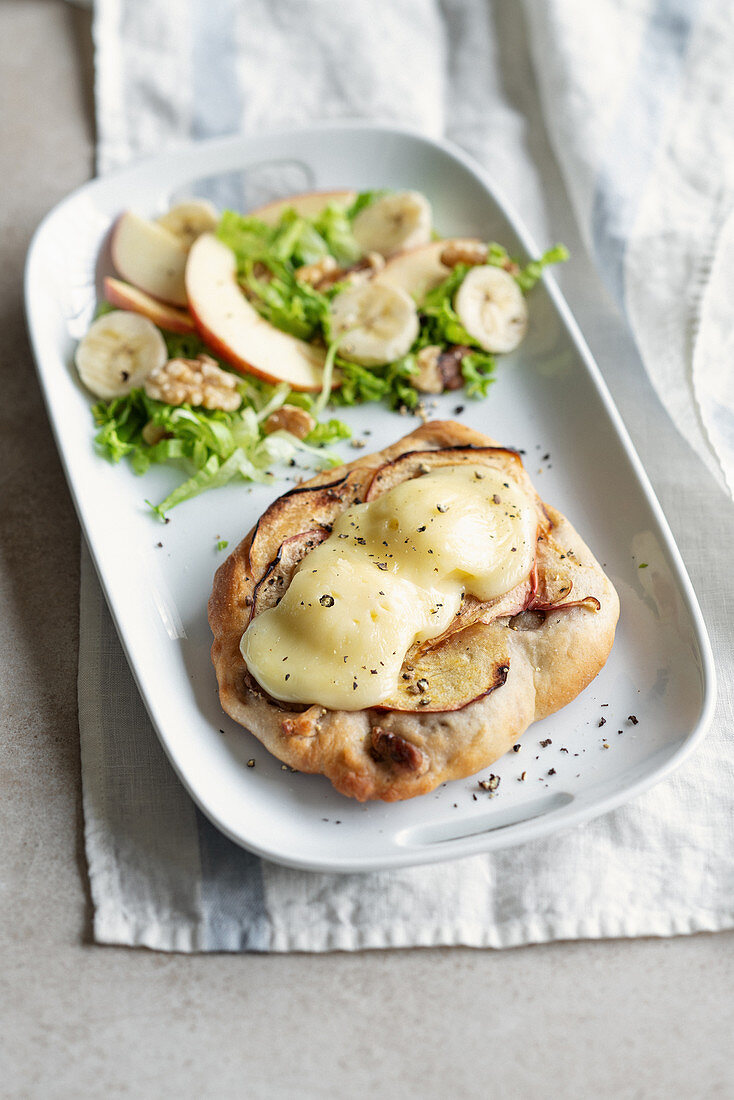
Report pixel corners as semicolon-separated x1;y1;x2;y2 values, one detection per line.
110;211;189;307
423;569;537;650
247;469;370;583
103;277;196;335
375;238;482;305
250;527;331;621
248;189;357;226
532;595;601;613
529;533;602;613
376;621;510;714
185;233;329;391
375;573;535;714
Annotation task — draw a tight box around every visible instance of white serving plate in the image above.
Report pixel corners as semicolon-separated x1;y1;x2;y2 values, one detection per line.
25;123;715;872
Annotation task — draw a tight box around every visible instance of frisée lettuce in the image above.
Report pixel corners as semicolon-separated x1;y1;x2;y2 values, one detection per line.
85;188;568;519
93;378;350;520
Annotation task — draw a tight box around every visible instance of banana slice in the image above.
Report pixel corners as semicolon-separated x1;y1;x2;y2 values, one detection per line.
330;283;419;367
75;310;167;400
454;265;528;353
351;191;432;257
156;199;219;249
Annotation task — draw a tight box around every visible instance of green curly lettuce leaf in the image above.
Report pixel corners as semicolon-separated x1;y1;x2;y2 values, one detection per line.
242;258;330;341
329;352;419;410
216;210;332;341
305;418;353;446
420;265;478;348
513;243;569;291
92;383;347;519
346;190;390;221
161;330;209;360
311;202;363;265
483;241;570;291
460;351;496;398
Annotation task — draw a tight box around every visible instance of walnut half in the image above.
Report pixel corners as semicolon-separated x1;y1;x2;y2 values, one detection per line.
263;404;316;440
413;345;468;394
309;251;386;291
413;346;444;394
369;727;428;774
144;354;242;411
440;239;520;276
295;255;339;286
440;240;489;268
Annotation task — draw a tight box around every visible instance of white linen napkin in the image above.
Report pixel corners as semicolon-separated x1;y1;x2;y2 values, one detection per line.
82;0;734;951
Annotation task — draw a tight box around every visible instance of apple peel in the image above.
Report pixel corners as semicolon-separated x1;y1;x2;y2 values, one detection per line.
250;527;331;621
111;211;189;307
248;189;357;227
185;233;329;392
103;277;196;335
376;622;510;714
247;469;370;583
375;238;484;305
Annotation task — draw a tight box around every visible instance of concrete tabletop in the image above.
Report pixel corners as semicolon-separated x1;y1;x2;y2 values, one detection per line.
2;3;732;1097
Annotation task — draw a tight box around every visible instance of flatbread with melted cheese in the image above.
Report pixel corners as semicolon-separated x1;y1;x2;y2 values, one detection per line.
209;421;619;801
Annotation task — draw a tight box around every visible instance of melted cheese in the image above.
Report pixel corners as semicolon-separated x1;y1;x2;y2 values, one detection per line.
241;465;536;710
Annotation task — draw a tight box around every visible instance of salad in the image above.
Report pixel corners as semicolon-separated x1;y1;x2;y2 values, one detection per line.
75;188;567;518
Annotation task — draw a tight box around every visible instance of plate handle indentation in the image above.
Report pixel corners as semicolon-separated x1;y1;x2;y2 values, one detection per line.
395;792;574;848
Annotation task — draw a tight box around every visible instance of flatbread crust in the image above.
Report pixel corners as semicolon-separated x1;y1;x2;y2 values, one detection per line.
209;421;619;801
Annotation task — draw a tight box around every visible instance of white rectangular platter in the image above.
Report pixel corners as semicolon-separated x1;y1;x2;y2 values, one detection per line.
25;123;715;872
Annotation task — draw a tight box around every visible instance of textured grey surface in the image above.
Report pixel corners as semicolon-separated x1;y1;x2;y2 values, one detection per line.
2;3;733;1097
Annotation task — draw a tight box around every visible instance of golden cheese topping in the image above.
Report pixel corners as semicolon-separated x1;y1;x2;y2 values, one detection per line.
241;465;536;710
